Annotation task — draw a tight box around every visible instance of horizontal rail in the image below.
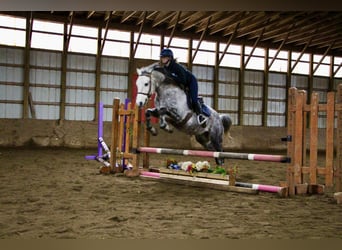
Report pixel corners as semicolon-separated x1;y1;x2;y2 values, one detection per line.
140;171;286;195
137;147;290;163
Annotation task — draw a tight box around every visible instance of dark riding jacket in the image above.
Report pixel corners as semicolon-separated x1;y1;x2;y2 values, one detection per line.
163;59;202;113
164;59;191;88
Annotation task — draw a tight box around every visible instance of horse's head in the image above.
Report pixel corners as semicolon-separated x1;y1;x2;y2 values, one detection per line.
135;68;153;107
135;63;165;107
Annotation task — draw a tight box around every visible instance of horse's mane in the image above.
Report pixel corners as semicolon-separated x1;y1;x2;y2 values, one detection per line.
139;63;185;89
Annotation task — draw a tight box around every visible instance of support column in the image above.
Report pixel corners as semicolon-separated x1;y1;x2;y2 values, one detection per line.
23;12;33;119
337;84;342;192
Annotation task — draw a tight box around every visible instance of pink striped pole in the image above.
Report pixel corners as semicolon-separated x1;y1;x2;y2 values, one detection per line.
140;171;285;194
137;147;290;163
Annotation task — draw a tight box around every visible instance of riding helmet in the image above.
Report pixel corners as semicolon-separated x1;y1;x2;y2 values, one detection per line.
160;48;174;59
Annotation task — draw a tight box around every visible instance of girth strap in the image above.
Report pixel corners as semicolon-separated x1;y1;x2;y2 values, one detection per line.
167;112;193;128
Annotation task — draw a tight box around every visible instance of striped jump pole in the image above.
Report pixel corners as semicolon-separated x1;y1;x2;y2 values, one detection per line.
140;171;287;196
137;147;290;163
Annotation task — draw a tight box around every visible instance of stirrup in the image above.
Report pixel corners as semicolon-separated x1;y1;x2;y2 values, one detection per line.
197;114;208;127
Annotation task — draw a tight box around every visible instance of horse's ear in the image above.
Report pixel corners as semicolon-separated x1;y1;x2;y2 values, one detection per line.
137;68;142;75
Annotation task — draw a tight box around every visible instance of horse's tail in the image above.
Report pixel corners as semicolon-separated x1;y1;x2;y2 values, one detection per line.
219;114;232;134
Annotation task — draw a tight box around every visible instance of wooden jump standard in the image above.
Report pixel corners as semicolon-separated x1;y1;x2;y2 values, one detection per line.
107;85;342;197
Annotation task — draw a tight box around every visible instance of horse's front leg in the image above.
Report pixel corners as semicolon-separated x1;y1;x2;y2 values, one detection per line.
145;108;159;136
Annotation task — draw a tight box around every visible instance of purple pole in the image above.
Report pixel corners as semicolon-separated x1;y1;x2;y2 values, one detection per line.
122;99;130;169
85;102;104;160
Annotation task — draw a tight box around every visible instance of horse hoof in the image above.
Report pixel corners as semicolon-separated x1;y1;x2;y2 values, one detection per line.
215;158;224;166
149;127;158;136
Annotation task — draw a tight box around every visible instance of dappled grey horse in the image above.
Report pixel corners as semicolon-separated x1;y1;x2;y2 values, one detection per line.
135;63;232;165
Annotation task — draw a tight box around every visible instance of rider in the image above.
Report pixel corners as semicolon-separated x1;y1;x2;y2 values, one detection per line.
159;48;208;126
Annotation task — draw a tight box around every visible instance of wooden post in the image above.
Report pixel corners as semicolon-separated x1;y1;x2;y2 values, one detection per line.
309;92;318;185
336;84;342;192
294;90;305;187
28;92;36;119
142;106;151;169
325;91;335;187
302;91;308;169
287;87;305;195
131;103;140;174
118;103;125;161
110;98;120;173
287;87;296;195
125;102;132;155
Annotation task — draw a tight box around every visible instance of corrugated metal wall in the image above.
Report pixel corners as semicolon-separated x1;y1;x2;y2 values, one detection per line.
243;70;263;126
291;74;308;89
30;49;61;119
267;72;286;127
66;53;96;121
192;65;214;107
218;67;239;125
100;56;128;121
0;46;129;121
0;47;24;118
313;77;329;128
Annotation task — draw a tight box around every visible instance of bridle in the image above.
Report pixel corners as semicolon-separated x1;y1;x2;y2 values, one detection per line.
137;72;153;99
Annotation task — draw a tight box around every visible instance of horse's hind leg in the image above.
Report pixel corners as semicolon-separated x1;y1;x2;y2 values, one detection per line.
195;133;224;166
209;132;225;166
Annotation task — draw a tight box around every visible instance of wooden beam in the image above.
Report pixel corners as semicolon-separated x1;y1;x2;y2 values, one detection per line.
28;92;36;119
268;28;291;69
291;33;315;73
244;27;265;68
23;12;33;119
208;12;243;35
250;12;304;39
218;22;239;65
214;41;220;110
286;16;342;44
309;32;340;48
95;27;102;122
167;11;197;28
222;12;262;37
312;41;335;74
59;22;69;121
334;62;342;77
167;11;181;48
132;11;147;58
87;11;95;19
146;11;159;20
152;12;174;27
65;11;74;51
104;11;115;21
100;12;112;55
329;56;334;90
191;16;211;63
263;48;269;126
121;11;137;23
265;12;323;41
234;12;277;38
194;12;223;33
181;11;215;31
239;44;245;126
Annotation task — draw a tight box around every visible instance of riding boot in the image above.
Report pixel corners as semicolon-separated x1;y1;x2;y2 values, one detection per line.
193;101;207;128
